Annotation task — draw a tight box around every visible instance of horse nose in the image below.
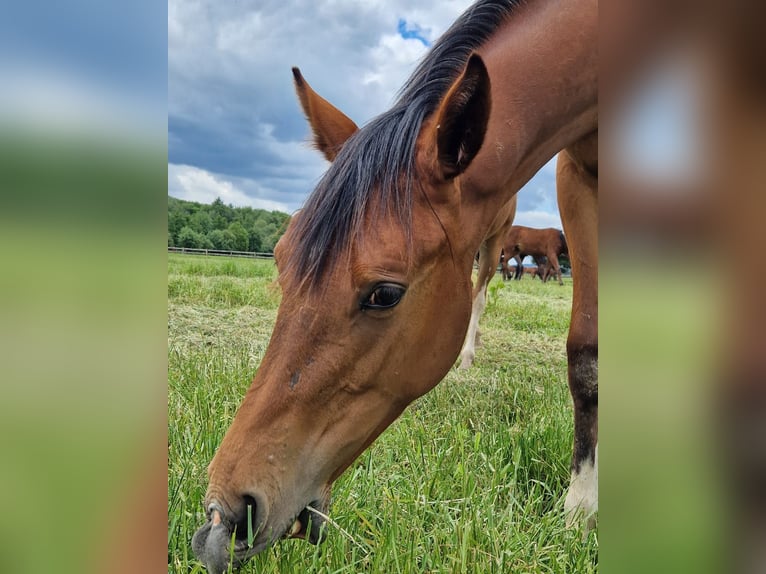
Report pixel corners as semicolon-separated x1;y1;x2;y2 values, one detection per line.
208;491;268;541
193;490;270;574
231;493;269;542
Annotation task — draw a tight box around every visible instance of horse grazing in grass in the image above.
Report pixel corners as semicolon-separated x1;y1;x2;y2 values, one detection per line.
192;0;597;571
524;263;541;279
525;256;547;280
503;254;549;281
501;252;520;280
289;67;516;372
532;254;563;282
503;226;569;285
500;254;511;280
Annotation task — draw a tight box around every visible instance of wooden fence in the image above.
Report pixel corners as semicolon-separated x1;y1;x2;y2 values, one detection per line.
168;246;274;259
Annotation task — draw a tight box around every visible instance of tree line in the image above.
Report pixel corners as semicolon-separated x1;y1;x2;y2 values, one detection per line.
168;196;291;253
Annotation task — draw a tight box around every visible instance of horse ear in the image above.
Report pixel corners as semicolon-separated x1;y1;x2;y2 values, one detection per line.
292;67;359;162
434;54;491;180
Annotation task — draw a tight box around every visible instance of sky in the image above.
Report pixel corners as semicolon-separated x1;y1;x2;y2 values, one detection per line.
168;0;563;229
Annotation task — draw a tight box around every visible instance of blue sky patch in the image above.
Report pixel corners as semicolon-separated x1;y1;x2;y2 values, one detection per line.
397;19;430;47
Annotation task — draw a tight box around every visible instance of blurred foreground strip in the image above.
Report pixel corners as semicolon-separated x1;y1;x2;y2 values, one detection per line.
603;1;766;572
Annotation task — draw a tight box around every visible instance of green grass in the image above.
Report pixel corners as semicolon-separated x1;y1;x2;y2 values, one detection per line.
168;254;597;573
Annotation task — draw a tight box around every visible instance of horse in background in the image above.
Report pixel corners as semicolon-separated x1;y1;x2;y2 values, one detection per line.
193;1;597;570
524;261;542;279
500;252;520;280
533;255;563;282
503;226;568;285
503;253;549;281
500;254;516;281
289;67;516;371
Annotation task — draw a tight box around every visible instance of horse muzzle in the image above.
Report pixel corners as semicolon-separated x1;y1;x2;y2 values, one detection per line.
191;496;328;573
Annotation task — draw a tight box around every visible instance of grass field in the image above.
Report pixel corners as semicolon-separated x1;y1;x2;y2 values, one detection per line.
168;253;598;573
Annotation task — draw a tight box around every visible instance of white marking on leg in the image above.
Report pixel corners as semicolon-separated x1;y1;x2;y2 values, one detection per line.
564;443;598;531
458;288;486;369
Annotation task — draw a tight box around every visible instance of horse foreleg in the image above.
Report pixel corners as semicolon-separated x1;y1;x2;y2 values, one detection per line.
459;238;502;370
557;144;598;532
458;285;485;370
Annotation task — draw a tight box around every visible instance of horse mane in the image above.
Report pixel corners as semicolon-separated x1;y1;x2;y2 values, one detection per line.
284;0;521;290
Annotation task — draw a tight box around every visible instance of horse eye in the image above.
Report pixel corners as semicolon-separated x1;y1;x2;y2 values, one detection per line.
362;284;405;310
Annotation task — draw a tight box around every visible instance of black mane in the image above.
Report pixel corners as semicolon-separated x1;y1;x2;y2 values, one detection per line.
285;0;520;287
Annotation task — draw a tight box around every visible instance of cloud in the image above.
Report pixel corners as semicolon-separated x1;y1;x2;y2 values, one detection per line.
512;158;561;227
513;210;563;230
362;33;431;103
168;164;290;212
168;0;565;231
168;0;477;215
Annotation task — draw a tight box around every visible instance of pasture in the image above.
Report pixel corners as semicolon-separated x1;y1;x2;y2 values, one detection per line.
168;253;597;573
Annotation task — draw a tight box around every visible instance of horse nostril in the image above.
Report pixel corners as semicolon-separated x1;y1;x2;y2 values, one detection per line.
233;494;262;542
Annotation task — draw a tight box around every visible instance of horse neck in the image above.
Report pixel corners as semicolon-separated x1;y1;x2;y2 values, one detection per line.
462;0;597;234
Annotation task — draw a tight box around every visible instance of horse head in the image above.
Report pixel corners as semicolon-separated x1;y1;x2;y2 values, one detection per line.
192;56;493;572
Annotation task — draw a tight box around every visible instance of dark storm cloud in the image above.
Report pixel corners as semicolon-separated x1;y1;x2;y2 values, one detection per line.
168;0;562;224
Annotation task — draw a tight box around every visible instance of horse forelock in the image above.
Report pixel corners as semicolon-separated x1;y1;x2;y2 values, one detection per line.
282;0;521;293
281;108;419;294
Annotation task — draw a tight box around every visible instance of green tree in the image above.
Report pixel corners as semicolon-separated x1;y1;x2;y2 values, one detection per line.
199;234;214;249
257;222;276;252
249;226;264;252
190;210;213;234
208;229;236;250
210;197;234;229
168;210;189;243
228;221;249;252
178;226;205;248
168;195;291;253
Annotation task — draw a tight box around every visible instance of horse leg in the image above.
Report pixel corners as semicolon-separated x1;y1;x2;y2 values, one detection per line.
547;250;564;285
557;141;598;532
500;254;509;281
459;237;502;370
514;255;523;280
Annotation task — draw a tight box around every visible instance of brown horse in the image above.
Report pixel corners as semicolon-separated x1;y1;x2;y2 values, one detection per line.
539;255;570;282
290;66;516;371
500;253;518;281
532;254;560;282
503;254;548;280
192;1;597;571
500;252;518;280
523;264;540;278
503;226;569;284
